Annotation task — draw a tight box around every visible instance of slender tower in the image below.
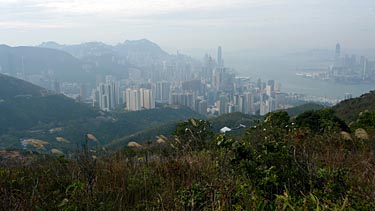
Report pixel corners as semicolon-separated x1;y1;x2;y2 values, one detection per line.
335;43;341;62
217;46;223;67
21;56;26;80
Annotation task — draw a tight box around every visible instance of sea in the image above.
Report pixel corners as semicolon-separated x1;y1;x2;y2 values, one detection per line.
226;54;375;100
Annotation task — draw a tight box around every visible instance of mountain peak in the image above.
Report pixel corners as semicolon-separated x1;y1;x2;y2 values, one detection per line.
115;39;169;59
39;41;64;49
119;39;162;50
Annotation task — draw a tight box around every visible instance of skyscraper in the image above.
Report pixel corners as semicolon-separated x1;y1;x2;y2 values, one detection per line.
155;81;171;103
125;89;140;111
197;100;208;116
217;46;223;67
140;88;155;109
169;91;195;109
98;83;110;111
219;94;228;115
95;76;120;111
79;84;87;102
244;92;254;114
335;43;341;62
125;88;155;111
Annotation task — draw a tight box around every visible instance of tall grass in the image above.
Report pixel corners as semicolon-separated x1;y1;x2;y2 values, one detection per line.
1;118;375;210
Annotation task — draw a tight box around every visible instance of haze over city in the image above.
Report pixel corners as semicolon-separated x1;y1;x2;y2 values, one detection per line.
2;1;375;210
1;0;375;53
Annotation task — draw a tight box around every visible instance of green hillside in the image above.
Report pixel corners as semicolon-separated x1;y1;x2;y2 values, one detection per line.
209;112;258;131
0;73;44;98
0;101;201;153
333;90;375;123
2;92;375;210
0;74;98;134
284;103;325;117
0;74;100;149
107;112;259;150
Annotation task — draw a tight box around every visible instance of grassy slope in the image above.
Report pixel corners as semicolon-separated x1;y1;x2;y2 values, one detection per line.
1;107;204;152
107;112;260;150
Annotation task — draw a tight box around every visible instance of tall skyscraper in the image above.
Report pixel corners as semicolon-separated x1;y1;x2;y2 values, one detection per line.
92;89;99;107
267;80;275;91
95;76;120;111
169;92;195;109
79;84;87;102
98;83;110;111
219;94;228;115
125;88;140;111
197;100;208;116
335;43;341;63
203;54;215;82
155;81;171;103
125;88;155;111
139;88;155;109
244;92;254;114
212;67;226;90
217;46;223;67
362;58;369;80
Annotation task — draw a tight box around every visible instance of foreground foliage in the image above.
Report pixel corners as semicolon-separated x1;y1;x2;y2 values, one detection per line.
1;110;375;210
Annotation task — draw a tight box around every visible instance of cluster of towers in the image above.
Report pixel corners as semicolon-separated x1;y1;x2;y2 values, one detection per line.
332;43;374;81
90;46;287;117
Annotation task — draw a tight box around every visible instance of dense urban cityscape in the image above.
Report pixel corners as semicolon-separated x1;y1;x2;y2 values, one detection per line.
2;0;375;209
1;43;349;117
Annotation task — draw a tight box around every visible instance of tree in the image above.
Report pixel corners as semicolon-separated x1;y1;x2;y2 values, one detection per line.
295;109;349;134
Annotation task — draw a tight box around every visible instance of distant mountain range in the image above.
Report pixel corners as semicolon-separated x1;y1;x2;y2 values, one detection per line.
39;39;168;60
38;39;194;70
0;39;195;84
0;45;87;81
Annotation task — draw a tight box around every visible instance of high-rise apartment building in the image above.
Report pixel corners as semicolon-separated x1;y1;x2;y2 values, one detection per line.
125;88;155;111
139;88;155;109
169;91;195;109
93;76;120;111
219;94;228;115
155;81;171;103
125;88;140;111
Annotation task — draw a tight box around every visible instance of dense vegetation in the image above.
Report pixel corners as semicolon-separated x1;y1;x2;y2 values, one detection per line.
333;90;375;123
1;105;375;210
284;103;325;117
0;106;203;152
2;76;375;210
0;74;44;98
0;95;98;134
0;74;99;136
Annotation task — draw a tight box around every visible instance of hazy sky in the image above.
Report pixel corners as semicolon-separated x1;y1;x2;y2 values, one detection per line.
1;0;374;52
